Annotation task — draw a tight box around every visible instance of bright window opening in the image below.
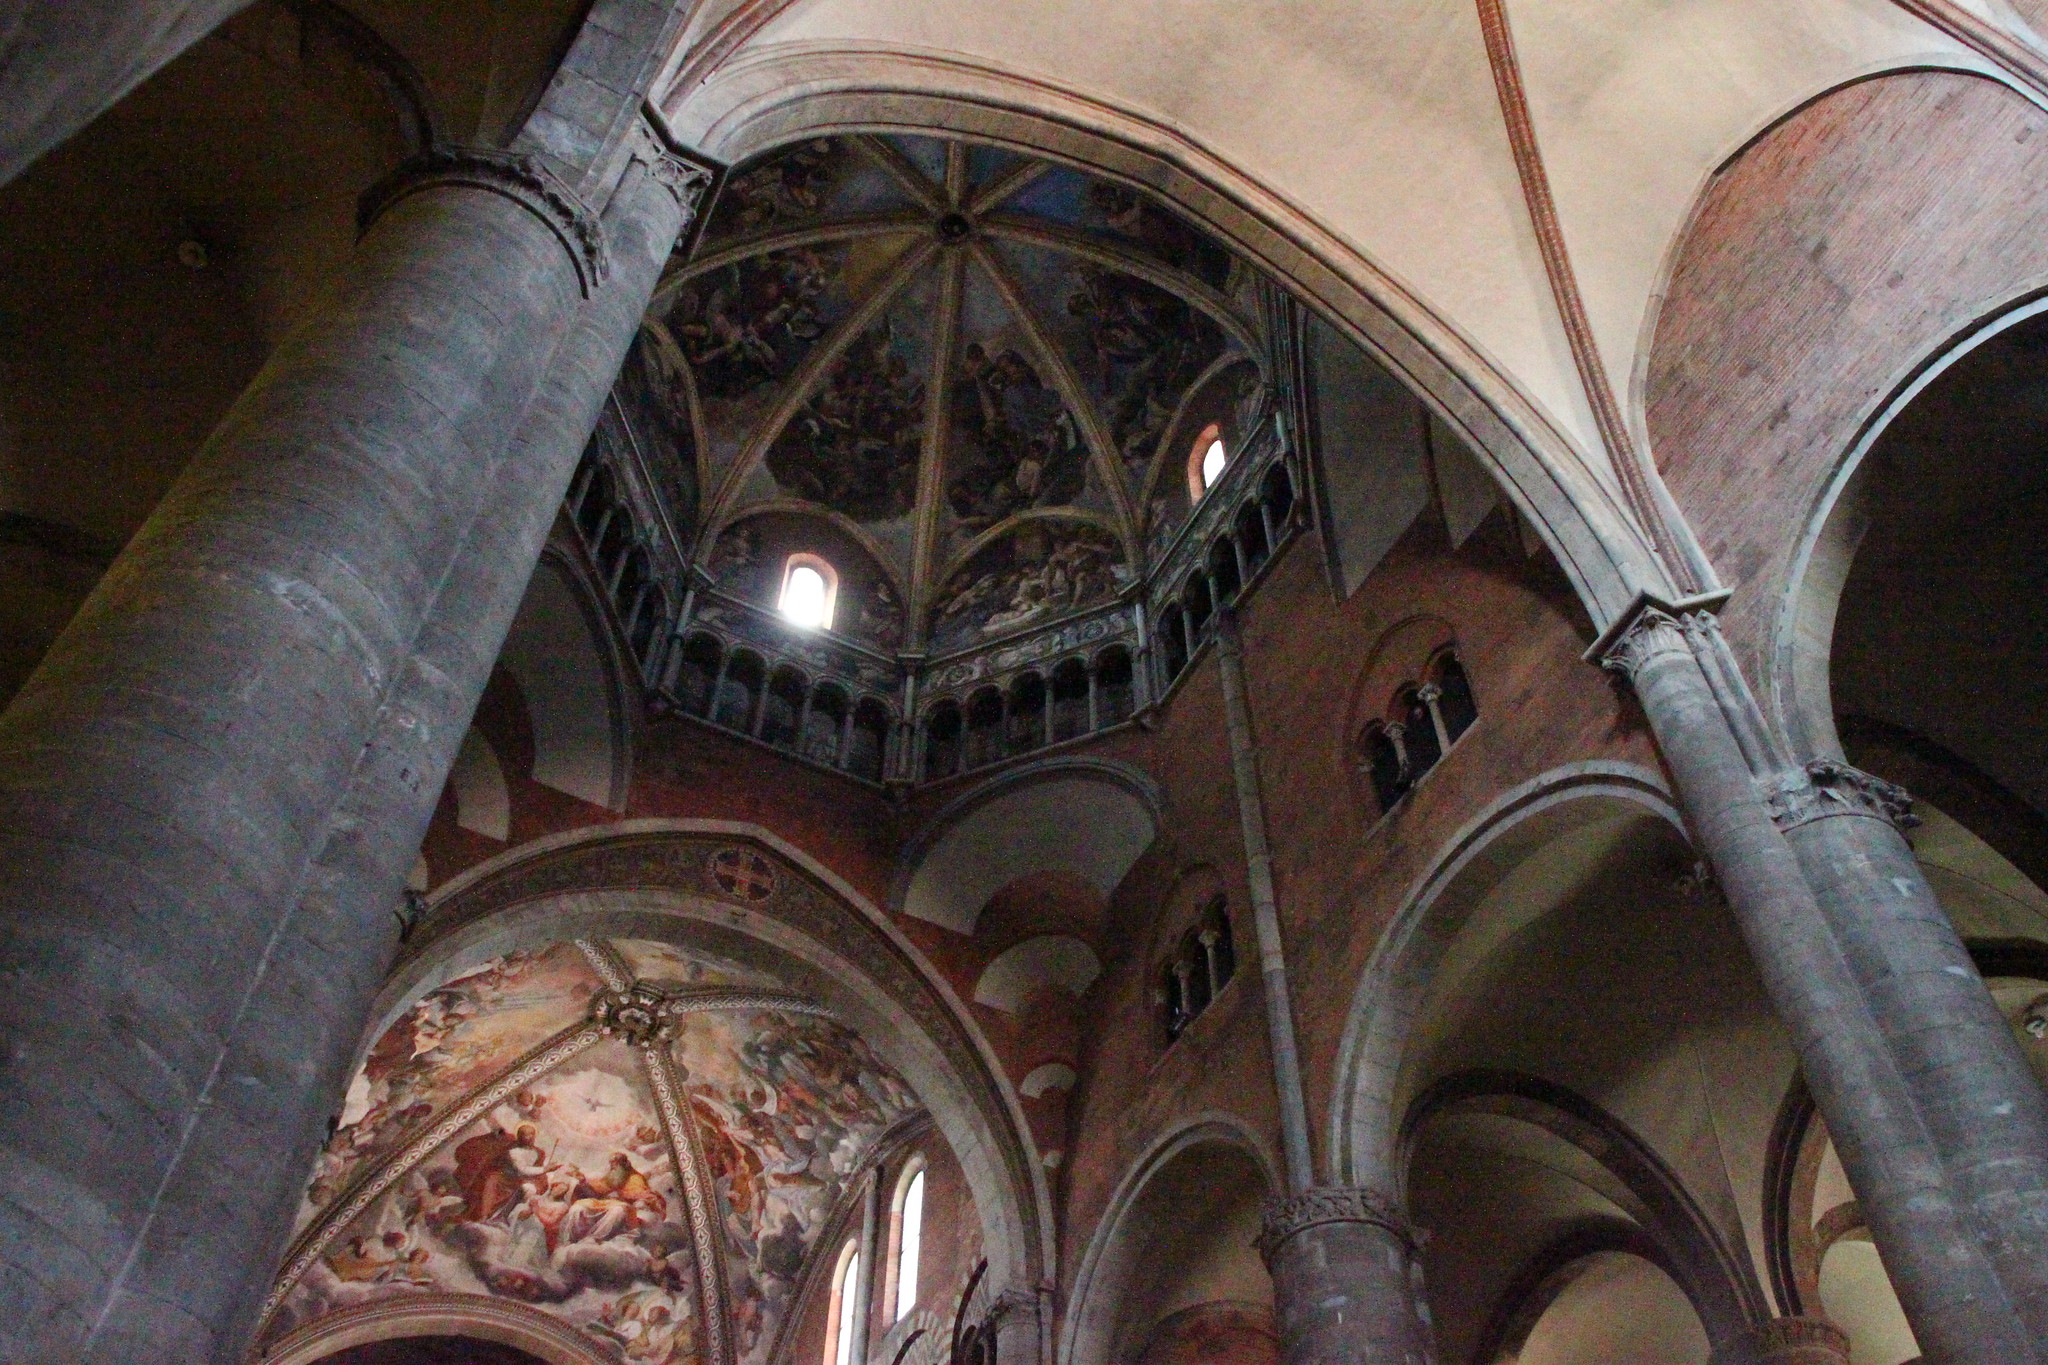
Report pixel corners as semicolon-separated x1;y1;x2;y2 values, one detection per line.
827;1241;862;1365
1187;422;1228;501
894;1167;925;1320
779;554;837;630
1202;437;1228;488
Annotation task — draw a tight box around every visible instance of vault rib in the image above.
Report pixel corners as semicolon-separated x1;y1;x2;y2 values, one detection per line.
909;246;967;646
695;236;938;556
968;240;1140;562
979;216;1261;356
967;159;1050;217
853;134;948;215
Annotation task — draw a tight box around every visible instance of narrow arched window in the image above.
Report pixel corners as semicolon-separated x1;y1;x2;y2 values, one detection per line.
1188;422;1228;500
892;1164;926;1320
779;553;838;630
1433;652;1479;743
825;1239;862;1365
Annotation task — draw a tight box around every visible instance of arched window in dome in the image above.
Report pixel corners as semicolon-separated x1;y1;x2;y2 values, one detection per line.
1187;422;1229;500
825;1238;862;1365
779;553;838;630
890;1162;926;1321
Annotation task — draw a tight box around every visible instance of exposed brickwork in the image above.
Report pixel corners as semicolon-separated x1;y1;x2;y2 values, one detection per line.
1646;69;2048;673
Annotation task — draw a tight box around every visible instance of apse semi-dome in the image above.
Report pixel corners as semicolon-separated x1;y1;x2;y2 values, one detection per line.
259;940;924;1365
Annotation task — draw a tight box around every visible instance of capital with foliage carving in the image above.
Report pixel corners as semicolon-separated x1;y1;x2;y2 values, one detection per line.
1709;1316;1849;1365
631;117;716;211
359;145;608;295
1256;1185;1414;1264
1768;759;1918;834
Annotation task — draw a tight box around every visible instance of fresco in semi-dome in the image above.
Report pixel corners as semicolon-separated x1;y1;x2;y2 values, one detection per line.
929;521;1129;652
271;941;928;1365
277;1035;698;1365
302;944;605;1214
671;1007;919;1365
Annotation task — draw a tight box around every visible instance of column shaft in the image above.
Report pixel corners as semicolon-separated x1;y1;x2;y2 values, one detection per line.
0;148;606;1364
1259;1191;1434;1365
1782;796;2048;1338
220;142;702;1352
1607;607;2037;1365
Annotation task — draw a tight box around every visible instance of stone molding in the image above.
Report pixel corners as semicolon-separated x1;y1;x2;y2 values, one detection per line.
253;1291;615;1365
359;145;609;295
1769;759;1919;834
1254;1185;1413;1263
1709;1315;1850;1365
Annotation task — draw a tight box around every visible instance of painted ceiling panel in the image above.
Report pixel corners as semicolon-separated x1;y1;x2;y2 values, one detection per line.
268;942;926;1365
672;1007;920;1365
302;943;606;1215
277;1036;699;1361
763;262;936;528
629;132;1267;650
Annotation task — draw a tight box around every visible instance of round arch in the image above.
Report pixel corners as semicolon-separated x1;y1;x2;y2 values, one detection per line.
256;1295;613;1365
1772;289;2048;764
658;72;1666;630
382;819;1052;1294
1059;1113;1282;1365
1326;761;1685;1189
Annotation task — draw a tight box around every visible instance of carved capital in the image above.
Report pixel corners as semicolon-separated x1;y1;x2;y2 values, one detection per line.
589;982;674;1046
1596;606;1693;682
1585;590;1733;680
630;117;715;211
1256;1185;1413;1264
359;146;608;295
1710;1316;1849;1365
1769;759;1918;834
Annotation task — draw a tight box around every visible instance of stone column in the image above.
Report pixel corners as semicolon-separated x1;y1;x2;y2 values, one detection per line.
0;0;254;187
986;1287;1043;1365
1711;1317;1850;1365
1776;766;2048;1341
0;138;679;1365
1257;1187;1434;1365
1601;602;2039;1365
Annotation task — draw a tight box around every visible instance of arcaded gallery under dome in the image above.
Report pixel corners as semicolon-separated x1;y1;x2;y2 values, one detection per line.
5;3;2048;1365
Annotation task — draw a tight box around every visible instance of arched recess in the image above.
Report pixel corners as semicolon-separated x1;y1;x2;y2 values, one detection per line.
894;759;1162;936
655;77;1667;631
497;547;633;812
1403;1070;1765;1358
258;1294;612;1365
378;819;1051;1295
1644;67;2048;687
1328;761;1685;1187
1060;1115;1281;1365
